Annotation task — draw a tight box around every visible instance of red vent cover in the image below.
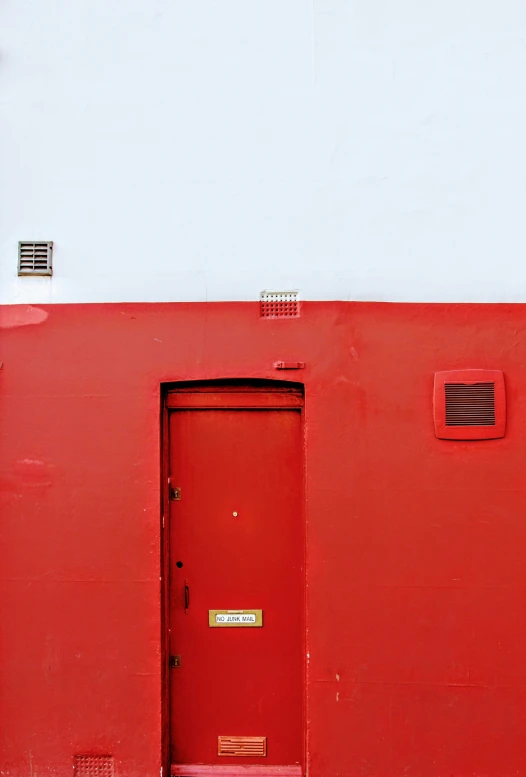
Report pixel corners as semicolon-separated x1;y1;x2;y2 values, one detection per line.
260;292;299;318
74;756;114;777
218;736;267;757
434;370;506;440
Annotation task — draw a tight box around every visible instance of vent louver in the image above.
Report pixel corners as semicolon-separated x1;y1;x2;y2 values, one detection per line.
74;756;114;777
434;370;506;440
445;382;495;426
218;736;267;757
18;242;53;276
260;291;299;318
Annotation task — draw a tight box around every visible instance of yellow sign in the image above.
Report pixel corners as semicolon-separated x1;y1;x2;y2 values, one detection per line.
209;609;263;627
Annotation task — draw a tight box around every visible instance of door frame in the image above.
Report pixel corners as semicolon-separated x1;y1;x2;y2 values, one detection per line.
160;380;306;777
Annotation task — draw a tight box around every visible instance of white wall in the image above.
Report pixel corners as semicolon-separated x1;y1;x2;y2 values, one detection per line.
1;0;526;304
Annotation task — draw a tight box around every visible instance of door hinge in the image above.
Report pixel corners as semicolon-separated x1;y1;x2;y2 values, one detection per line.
170;655;182;668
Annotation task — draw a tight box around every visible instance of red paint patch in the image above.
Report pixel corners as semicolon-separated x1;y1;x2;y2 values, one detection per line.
0;305;48;328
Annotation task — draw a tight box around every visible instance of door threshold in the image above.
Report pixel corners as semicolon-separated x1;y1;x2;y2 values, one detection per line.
171;766;303;777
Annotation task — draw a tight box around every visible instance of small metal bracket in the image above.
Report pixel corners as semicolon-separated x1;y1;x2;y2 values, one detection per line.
170;655;182;668
274;361;305;370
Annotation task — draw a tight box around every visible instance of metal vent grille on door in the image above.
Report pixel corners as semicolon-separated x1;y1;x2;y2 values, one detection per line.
18;242;53;276
74;756;114;777
218;736;267;757
434;369;506;440
445;382;495;426
260;291;299;318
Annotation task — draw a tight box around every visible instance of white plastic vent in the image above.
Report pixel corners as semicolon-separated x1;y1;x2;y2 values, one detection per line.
260;291;299;318
18;242;53;276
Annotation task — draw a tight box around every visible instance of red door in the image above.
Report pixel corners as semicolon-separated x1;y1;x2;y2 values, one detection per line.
167;389;303;776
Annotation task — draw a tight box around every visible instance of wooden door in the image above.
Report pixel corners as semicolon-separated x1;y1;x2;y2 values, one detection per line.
167;390;303;775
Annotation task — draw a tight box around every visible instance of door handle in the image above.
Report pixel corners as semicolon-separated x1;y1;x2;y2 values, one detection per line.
184;581;190;613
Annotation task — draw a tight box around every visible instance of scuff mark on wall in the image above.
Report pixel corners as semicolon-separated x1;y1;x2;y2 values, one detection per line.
0;460;55;495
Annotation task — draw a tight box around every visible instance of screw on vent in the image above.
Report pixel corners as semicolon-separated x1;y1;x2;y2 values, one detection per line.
18;242;53;276
74;756;114;777
260;291;299;318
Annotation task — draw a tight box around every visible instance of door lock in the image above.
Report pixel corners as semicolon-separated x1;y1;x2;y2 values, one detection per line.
170;486;181;501
170;655;182;668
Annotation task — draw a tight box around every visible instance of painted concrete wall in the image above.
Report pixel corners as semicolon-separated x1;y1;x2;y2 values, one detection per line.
2;301;526;777
2;1;526;304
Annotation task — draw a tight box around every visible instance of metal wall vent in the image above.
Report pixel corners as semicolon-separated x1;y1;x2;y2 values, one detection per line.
218;736;267;757
434;370;506;440
260;291;299;318
445;382;495;426
74;756;114;777
18;241;53;276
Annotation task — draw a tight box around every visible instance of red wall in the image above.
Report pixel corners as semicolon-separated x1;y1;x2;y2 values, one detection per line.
2;301;526;777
